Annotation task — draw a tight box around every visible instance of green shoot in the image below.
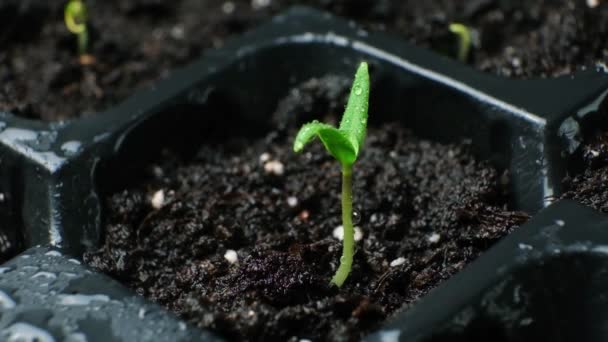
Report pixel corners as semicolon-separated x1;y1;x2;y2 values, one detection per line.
449;22;472;62
293;62;370;287
64;0;89;59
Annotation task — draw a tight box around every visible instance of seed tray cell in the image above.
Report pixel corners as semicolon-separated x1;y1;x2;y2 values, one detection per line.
0;6;607;341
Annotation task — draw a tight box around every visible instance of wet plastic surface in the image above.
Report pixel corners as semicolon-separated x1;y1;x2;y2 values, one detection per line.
1;6;608;341
0;247;219;341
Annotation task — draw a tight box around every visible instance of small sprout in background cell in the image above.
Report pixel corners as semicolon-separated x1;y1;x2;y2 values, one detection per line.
65;0;94;65
293;62;370;287
448;22;478;63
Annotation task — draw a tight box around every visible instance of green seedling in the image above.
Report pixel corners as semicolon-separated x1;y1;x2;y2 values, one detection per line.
449;22;472;62
64;0;89;58
293;62;370;287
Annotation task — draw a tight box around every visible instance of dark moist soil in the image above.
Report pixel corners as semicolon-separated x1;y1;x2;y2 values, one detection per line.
83;77;529;341
561;132;608;212
2;0;608;121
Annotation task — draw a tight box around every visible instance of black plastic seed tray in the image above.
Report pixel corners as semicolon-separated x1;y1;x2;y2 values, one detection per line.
1;6;608;341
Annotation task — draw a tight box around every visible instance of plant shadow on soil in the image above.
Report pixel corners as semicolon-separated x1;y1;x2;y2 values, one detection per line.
84;74;529;341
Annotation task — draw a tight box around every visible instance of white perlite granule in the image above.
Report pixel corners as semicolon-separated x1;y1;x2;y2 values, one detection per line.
150;190;165;209
389;257;406;267
332;226;363;241
264;160;285;175
224;250;238;264
428;233;440;244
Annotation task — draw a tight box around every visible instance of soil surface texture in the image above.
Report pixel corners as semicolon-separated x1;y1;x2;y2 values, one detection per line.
1;0;607;121
84;75;529;341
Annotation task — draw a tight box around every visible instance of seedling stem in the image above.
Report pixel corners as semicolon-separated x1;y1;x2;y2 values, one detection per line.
293;62;370;287
449;22;472;62
332;163;354;286
65;0;90;59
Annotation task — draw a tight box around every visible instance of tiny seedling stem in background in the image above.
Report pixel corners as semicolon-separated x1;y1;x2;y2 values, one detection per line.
449;22;472;62
293;62;370;287
65;0;89;59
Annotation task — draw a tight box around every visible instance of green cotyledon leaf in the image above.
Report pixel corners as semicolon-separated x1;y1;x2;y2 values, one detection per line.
338;62;369;156
293;121;356;166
